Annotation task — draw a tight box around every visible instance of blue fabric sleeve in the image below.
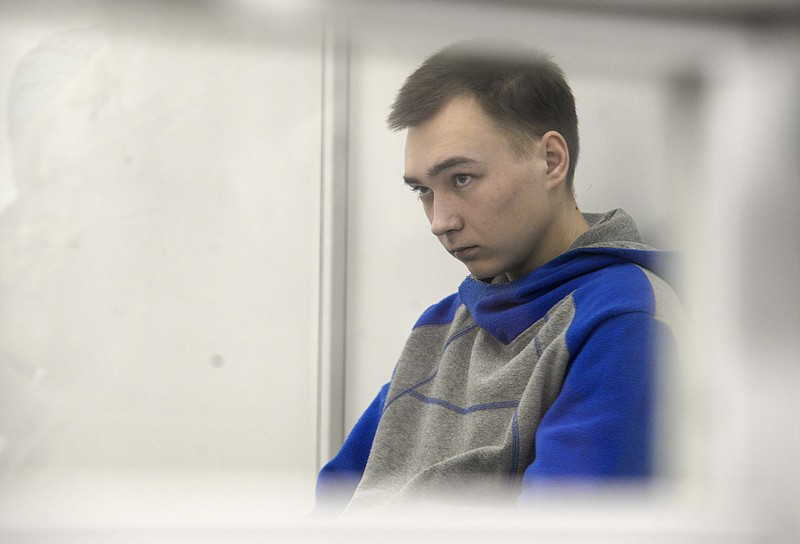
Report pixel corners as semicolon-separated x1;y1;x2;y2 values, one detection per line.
314;382;390;512
519;312;675;501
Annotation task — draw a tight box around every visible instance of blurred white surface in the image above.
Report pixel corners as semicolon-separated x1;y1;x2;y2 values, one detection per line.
0;12;323;473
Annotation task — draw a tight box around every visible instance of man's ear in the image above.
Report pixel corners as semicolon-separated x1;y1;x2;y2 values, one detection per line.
542;131;569;187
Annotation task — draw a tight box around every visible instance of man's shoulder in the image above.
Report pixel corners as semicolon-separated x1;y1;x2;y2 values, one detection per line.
571;260;677;320
412;292;462;329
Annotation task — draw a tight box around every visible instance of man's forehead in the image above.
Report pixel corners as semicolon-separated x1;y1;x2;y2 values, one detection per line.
403;115;532;182
404;100;490;162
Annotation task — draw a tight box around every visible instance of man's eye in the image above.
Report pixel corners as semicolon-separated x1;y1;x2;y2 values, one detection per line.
454;174;473;187
410;185;431;198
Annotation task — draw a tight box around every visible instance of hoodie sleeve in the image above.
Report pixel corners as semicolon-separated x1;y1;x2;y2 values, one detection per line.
518;310;676;500
314;382;390;513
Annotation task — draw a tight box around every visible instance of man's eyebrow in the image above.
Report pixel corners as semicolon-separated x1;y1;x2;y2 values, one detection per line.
403;156;479;186
426;156;478;179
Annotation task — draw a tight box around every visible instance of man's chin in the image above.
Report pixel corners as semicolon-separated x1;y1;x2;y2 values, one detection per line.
464;265;502;282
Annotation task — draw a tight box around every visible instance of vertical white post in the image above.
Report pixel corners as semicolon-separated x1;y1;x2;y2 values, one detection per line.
316;21;350;471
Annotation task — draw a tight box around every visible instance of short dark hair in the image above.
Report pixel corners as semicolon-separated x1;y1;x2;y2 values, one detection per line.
388;40;580;188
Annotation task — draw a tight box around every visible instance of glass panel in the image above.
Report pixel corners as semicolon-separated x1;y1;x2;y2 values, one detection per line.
0;6;322;527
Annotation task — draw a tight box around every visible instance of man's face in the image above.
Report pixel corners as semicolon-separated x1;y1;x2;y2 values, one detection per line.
403;95;563;281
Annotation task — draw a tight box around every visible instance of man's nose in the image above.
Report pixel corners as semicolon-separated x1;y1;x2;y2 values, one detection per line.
429;194;462;236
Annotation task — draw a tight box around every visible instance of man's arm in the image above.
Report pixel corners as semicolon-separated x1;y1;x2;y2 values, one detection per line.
314;382;390;513
519;312;677;500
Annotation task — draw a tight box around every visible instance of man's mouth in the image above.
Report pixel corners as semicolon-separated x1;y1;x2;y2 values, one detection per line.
451;246;478;260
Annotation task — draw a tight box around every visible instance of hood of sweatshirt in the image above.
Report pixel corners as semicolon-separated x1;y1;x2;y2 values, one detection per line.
454;209;676;344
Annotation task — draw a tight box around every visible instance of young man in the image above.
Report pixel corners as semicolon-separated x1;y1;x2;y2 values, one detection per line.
317;41;682;513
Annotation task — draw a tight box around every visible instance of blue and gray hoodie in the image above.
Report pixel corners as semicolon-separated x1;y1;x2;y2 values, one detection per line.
317;209;683;513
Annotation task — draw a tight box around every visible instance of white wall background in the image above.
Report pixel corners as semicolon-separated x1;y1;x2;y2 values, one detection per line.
0;1;797;542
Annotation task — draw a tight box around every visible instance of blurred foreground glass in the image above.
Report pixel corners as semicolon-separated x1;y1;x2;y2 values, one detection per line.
0;5;324;525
